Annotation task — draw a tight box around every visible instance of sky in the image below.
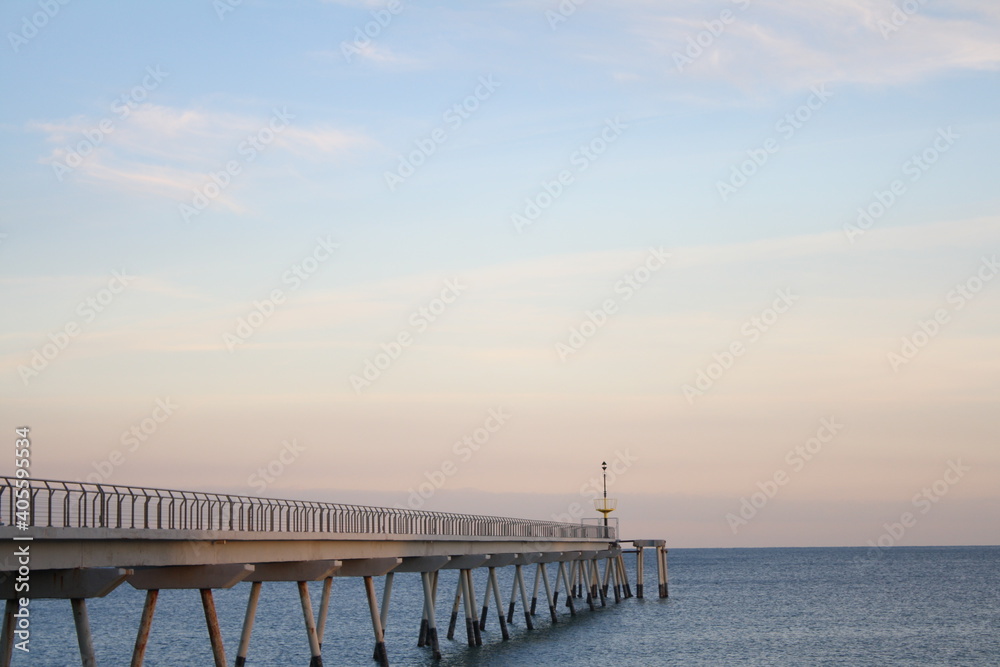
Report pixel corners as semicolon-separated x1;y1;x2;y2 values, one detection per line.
1;0;998;548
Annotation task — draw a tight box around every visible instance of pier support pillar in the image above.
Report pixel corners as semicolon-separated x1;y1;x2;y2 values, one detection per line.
364;576;389;667
448;574;462;640
200;589;228;667
583;560;596;611
1;599;18;667
530;564;541;616
130;589;158;667
592;558;606;607
488;567;510;639
479;569;492;631
71;598;97;667
419;572;442;658
515;565;534;630
557;562;576;616
372;573;394;661
608;556;622;604
235;580;262;667
657;546;669;598
297;581;323;667
459;570;477;647
539;563;557;624
506;568;518;624
636;548;645;599
466;570;481;646
617;555;632;598
317;576;333;649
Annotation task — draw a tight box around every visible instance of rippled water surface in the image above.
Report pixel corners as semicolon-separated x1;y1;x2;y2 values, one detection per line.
22;546;1000;666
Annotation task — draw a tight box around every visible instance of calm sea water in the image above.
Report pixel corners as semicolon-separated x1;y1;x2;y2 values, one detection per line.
21;546;1000;666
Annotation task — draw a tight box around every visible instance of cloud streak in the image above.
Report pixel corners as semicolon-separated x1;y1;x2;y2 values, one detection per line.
29;104;373;205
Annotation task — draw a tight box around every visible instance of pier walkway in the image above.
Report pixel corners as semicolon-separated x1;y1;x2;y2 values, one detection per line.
0;477;667;666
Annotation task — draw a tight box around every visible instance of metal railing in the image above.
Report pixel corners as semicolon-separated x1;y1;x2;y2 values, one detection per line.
0;478;615;541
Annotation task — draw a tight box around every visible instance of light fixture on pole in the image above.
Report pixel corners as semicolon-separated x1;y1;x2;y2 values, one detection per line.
593;461;617;531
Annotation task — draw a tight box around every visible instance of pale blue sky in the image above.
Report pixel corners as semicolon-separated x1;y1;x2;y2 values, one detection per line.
1;1;998;547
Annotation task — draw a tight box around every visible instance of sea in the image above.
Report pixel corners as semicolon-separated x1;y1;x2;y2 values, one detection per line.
20;546;1000;666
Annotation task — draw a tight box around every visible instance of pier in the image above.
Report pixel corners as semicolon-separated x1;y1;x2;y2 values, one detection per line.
0;477;667;666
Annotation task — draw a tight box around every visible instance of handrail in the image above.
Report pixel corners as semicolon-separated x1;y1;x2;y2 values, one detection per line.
0;477;615;541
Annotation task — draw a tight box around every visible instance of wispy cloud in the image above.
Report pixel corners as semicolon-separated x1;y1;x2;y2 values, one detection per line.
615;0;1000;90
29;105;374;204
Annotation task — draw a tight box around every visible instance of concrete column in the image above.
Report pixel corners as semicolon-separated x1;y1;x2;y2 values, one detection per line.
420;572;441;659
529;564;541;616
200;589;227;667
658;547;669;598
469;570;482;646
601;557;612;597
297;581;323;667
317;576;333;649
130;589;158;667
1;599;18;667
71;598;97;667
418;576;429;648
372;573;394;661
551;564;561;609
488;567;510;640
610;557;621;603
447;574;462;640
583;561;596;611
479;569;493;631
515;565;534;630
380;572;394;630
235;580;262;667
539;563;557;624
618;555;633;598
636;548;645;599
557;562;575;616
593;558;606;607
506;568;518;624
364;576;389;667
460;570;476;647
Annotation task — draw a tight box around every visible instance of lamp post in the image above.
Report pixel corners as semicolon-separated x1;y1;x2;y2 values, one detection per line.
594;461;616;537
601;461;608;529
